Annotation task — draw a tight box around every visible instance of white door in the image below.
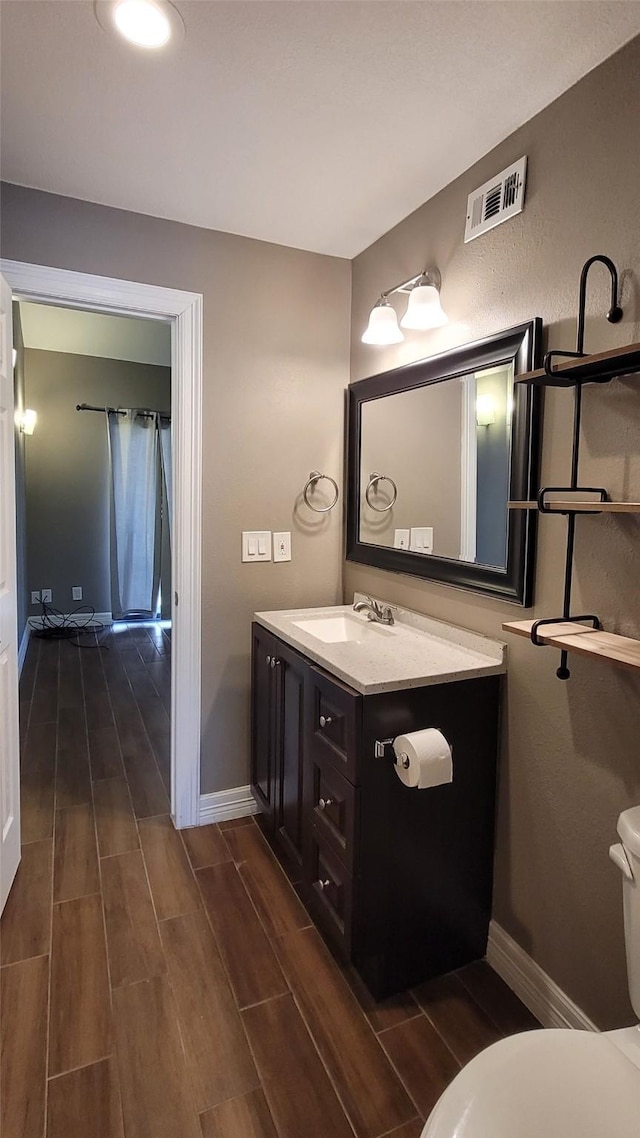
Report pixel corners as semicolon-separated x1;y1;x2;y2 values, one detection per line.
0;273;20;913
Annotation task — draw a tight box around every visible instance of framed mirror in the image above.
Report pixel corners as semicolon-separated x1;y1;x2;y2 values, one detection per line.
346;320;542;605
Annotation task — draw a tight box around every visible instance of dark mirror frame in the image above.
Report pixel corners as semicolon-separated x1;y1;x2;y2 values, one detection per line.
346;319;542;606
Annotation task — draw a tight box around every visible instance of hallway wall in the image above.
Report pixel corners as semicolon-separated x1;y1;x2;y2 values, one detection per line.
23;348;170;616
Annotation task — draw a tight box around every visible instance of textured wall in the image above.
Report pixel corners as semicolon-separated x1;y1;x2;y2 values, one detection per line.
347;36;640;1029
0;186;352;795
23;349;170;616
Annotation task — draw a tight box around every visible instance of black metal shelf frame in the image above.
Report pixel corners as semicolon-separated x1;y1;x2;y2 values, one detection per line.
530;255;624;679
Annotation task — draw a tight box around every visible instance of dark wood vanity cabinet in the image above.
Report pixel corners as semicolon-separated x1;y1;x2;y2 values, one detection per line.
251;621;501;999
251;625;307;869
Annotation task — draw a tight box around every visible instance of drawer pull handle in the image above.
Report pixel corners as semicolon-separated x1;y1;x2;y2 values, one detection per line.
317;878;332;891
318;797;334;811
319;715;333;728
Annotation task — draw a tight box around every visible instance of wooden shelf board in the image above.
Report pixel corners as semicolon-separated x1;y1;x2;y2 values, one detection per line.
503;620;640;673
509;500;640;513
515;341;640;386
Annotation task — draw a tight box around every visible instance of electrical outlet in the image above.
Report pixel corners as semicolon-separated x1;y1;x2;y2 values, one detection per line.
393;529;410;550
72;586;83;601
273;531;291;563
41;589;52;603
31;590;40;605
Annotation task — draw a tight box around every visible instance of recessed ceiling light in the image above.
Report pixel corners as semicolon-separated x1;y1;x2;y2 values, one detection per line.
94;0;184;51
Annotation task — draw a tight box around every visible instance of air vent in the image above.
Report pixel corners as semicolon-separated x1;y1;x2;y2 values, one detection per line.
464;156;527;243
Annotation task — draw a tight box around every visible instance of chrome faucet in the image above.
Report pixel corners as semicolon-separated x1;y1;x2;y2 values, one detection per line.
353;597;394;626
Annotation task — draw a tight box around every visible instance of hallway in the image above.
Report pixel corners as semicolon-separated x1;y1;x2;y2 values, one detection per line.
1;631;537;1138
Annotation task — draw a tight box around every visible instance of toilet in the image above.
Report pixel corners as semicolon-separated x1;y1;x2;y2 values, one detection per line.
421;805;640;1137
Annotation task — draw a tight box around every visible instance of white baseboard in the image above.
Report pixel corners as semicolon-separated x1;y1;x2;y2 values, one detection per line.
28;612;112;629
199;786;260;825
487;920;598;1031
18;624;30;676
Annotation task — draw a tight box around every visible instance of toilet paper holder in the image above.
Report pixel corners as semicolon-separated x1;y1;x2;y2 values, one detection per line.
374;734;450;767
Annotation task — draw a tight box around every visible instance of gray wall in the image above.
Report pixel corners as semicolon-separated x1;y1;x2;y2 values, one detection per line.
359;378;462;557
347;35;640;1029
12;303;27;642
23;348;170;616
0;185;352;795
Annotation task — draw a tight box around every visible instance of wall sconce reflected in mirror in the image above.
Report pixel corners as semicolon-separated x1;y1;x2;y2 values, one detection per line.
476;393;496;426
362;268;448;346
19;409;38;435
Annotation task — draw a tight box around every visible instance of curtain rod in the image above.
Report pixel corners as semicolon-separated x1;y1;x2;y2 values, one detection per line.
75;403;171;422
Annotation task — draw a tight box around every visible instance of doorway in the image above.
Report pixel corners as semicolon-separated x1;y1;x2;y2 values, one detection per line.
2;260;203;830
16;298;174;810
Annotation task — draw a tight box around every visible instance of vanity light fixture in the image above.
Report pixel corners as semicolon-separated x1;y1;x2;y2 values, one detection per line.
362;269;448;345
94;0;184;50
476;393;497;426
19;409;37;436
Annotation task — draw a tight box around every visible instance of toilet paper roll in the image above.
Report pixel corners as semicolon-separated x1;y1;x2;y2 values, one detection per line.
392;728;453;789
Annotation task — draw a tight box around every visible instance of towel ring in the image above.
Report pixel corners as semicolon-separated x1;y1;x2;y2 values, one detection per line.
365;472;398;513
303;471;339;513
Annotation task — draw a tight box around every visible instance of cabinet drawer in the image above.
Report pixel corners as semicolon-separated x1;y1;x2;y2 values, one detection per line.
308;757;358;871
306;666;361;783
306;830;354;959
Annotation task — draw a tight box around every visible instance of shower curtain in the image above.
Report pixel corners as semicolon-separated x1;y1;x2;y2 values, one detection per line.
107;409;170;618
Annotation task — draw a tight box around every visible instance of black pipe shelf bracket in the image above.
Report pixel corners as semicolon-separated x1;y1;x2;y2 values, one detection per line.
508;254;628;680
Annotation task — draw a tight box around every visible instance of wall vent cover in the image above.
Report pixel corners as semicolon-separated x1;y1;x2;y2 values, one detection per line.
464;156;527;242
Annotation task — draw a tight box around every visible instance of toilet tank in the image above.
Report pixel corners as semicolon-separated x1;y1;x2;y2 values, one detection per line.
615;806;640;1021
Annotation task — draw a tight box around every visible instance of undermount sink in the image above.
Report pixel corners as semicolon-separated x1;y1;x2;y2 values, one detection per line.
292;613;394;644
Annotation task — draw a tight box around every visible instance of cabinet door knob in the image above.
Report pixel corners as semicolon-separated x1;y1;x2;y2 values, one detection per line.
265;654;272;665
270;657;280;669
317;878;332;891
318;797;334;811
319;715;332;728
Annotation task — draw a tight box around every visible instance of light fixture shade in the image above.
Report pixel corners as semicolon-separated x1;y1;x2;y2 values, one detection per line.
400;283;448;330
21;409;37;435
361;301;404;345
113;0;172;47
476;393;496;426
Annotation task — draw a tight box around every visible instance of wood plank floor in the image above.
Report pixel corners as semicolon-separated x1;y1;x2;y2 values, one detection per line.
1;628;539;1138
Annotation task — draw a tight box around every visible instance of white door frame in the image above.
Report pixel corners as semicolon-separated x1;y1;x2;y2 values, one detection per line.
1;259;203;829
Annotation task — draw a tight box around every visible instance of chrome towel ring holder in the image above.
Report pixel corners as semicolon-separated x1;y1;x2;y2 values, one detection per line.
303;471;339;513
365;472;398;513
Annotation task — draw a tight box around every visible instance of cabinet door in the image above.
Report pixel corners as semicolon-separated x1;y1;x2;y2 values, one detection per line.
274;640;307;869
250;624;278;829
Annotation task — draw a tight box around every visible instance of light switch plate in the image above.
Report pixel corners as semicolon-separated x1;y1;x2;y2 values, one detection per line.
242;531;272;562
273;531;291;562
393;529;410;550
410;527;434;554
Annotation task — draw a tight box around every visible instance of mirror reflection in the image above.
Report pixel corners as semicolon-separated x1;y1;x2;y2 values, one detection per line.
359;362;514;569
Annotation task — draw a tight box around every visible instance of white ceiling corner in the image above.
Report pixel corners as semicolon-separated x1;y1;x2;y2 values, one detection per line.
2;1;640;258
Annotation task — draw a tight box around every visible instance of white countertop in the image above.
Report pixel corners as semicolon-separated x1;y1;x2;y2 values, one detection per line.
254;596;506;695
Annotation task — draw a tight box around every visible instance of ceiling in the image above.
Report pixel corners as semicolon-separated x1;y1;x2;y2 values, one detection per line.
2;1;640;258
18;302;171;366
